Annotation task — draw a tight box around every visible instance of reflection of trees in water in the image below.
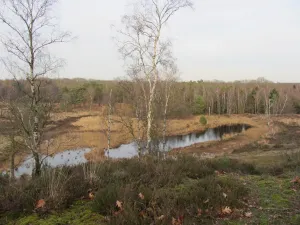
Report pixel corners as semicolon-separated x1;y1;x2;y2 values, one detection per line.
148;124;250;153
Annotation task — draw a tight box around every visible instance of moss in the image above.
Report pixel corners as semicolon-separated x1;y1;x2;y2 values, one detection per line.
258;215;269;225
270;194;290;207
250;176;295;208
17;215;40;225
7;201;105;225
291;214;300;225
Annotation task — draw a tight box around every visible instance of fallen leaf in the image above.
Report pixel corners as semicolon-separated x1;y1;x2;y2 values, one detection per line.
221;206;232;215
88;192;95;200
222;193;227;198
116;200;123;210
36;199;46;209
139;210;146;218
245;212;252;218
172;217;177;225
197;208;202;216
291;176;300;184
138;192;145;200
172;216;184;225
203;199;210;204
157;215;165;220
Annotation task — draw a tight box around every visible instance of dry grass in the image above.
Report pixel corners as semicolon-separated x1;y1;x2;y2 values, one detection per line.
2;108;299;169
47;113;269;161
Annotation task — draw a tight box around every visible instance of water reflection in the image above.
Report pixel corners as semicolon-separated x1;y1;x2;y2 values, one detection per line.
106;124;251;159
3;124;250;177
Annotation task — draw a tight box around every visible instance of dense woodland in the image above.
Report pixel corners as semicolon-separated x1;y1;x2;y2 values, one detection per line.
0;78;299;117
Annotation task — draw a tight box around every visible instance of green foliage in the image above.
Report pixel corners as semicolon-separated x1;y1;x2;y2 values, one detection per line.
92;184;118;215
199;115;207;126
269;88;279;104
193;96;205;115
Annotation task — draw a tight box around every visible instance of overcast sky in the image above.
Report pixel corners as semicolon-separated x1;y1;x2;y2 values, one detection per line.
1;0;300;82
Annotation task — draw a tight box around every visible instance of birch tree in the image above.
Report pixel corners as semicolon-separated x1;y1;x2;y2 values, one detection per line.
161;64;177;154
116;0;193;153
0;0;70;176
104;89;113;158
116;80;146;157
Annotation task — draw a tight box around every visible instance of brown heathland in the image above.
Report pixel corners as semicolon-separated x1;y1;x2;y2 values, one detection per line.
0;109;285;170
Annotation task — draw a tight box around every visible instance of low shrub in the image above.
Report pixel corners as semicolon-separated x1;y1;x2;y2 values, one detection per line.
200;115;208;126
0;166;90;213
1;155;251;224
207;157;261;175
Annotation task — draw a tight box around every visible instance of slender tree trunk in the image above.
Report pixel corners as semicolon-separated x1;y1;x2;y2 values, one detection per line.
280;94;288;115
135;107;142;158
146;85;155;152
145;32;160;153
106;89;113;158
28;16;41;177
162;84;171;156
33;152;41;176
10;151;16;181
90;96;93;111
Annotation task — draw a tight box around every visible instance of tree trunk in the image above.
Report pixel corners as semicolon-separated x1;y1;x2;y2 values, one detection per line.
162;85;171;154
33;152;41;177
10;152;16;181
146;88;155;153
145;31;160;153
106;89;113;158
90;96;93;111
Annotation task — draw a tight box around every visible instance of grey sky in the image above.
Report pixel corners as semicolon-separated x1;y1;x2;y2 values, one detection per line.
1;0;300;82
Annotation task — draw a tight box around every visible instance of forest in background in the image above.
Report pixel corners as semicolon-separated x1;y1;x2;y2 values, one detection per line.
1;78;300;117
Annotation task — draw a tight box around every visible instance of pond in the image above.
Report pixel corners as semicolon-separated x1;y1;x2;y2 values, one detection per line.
106;124;251;159
4;148;91;177
4;124;251;177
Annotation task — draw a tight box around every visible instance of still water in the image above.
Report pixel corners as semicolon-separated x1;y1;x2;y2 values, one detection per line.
6;124;250;177
7;148;91;177
106;124;251;158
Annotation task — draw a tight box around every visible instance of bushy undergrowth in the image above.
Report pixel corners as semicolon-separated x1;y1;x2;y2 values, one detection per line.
0;155;278;224
0;166;90;213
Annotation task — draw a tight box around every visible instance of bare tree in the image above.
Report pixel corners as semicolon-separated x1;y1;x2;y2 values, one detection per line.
0;0;71;176
115;80;146;157
161;64;178;154
104;89;113;158
86;86;96;112
116;0;193;153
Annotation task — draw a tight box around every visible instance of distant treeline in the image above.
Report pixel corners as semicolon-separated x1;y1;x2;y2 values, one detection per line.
0;78;300;116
